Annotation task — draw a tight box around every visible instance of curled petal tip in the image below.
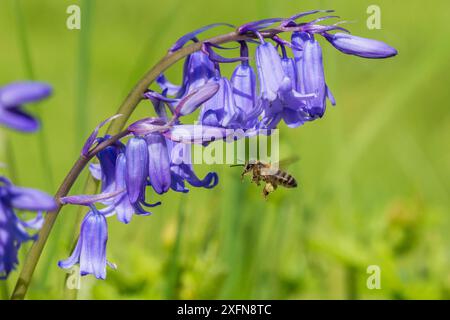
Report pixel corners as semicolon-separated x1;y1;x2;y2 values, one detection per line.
81;114;123;157
238;18;284;34
170;23;235;52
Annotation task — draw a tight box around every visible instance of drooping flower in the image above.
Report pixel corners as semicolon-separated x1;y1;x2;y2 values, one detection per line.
323;32;398;58
0;82;52;132
255;41;285;103
58;205;114;279
125;137;148;203
255;40;315;129
0;177;56;279
291;33;335;119
157;51;217;99
230;42;259;129
88;136;157;224
198;77;245;128
168;140;218;193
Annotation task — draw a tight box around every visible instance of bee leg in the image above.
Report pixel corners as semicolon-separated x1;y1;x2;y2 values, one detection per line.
262;182;274;199
241;170;250;181
252;174;261;186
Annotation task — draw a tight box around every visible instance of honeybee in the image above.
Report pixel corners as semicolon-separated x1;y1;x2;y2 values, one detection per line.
232;157;298;198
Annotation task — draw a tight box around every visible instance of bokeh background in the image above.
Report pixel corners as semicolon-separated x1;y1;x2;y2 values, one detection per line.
0;0;449;299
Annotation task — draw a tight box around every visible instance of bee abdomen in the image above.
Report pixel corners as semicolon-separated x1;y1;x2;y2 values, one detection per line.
276;170;297;188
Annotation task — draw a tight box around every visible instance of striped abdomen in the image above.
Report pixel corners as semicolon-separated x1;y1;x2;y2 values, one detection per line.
264;169;297;188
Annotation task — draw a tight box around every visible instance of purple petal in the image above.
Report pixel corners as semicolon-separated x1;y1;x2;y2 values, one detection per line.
89;163;102;180
0;82;52;107
255;42;285;102
323;32;398;58
326;85;336;106
156;74;182;97
164;125;229;144
19;211;44;229
202;42;249;64
9;186;56;212
170;23;235;52
81;114;123;157
114;154;136;224
125;137;149;203
60;189;124;206
146;133;171;194
0;107;39;132
79;210;108;279
174;81;219;117
58;237;82;269
301;39;327;117
231;64;257;122
127;117;169;136
281;9;334;27
238;18;284;34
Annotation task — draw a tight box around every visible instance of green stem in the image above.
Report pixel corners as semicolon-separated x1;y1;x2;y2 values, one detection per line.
10;28;281;300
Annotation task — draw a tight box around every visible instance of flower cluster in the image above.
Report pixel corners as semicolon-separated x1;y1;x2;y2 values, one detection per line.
0;82;56;279
59;10;397;279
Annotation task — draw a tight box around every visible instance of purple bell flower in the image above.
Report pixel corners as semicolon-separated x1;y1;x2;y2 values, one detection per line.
0;177;56;279
255;42;285;102
146;132;171;194
292;34;335;119
89;137;158;224
256;40;315;129
157;51;216;99
0;82;52;132
125;137;148;203
230;42;259;129
58;206;114;279
168;140;218;192
323;32;398;58
198;77;244;128
91;136;125;195
112;154;155;224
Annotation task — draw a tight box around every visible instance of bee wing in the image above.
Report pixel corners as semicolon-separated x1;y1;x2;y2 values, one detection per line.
270;156;300;169
260;166;278;176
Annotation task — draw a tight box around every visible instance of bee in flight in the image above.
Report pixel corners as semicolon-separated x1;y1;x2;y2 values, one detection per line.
231;157;298;199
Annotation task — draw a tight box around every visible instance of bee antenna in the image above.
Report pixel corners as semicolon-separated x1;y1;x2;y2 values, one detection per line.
229;164;245;167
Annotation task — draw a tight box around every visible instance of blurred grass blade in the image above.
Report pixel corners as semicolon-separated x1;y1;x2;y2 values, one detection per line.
12;0;54;190
75;0;94;149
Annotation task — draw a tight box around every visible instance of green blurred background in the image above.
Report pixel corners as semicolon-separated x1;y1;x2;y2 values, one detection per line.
0;0;449;299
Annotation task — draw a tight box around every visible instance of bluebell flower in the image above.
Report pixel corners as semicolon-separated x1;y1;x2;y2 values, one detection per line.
89;136;157;224
291;32;335;119
255;41;315;129
0;177;56;279
125;137;148;203
58;205;115;279
157;51;216;99
146;132;171;194
168;140;218;193
230;42;259;129
198;77;245;128
323;32;398;58
0;82;52;132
